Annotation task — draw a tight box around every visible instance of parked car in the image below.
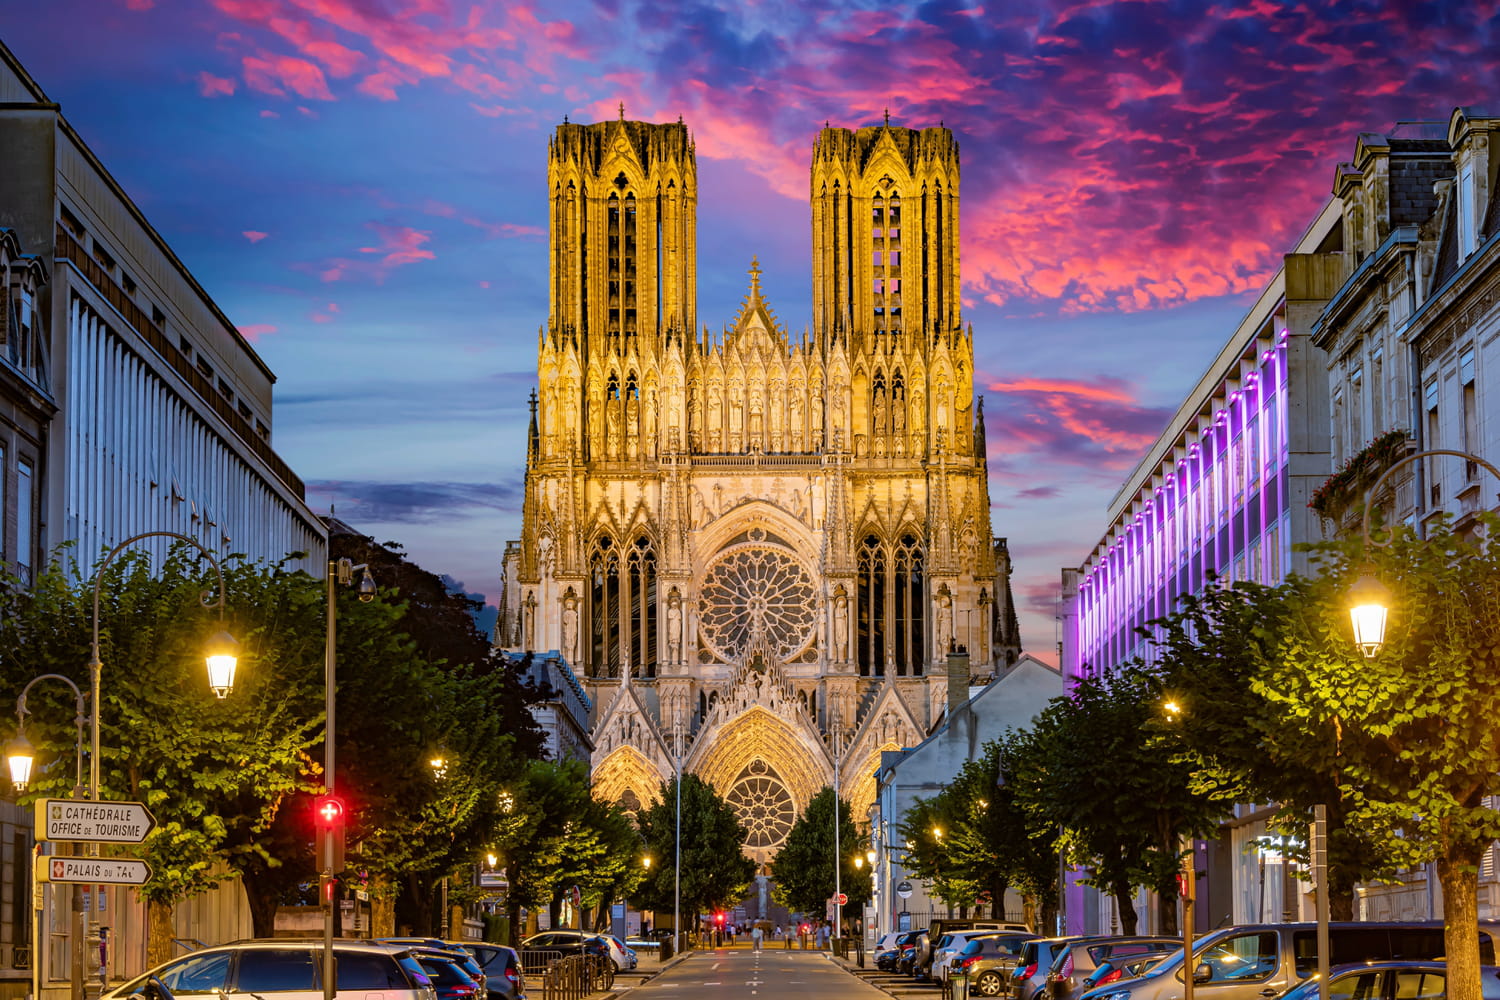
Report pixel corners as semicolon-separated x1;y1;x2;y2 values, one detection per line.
462;944;526;1000
1010;938;1094;1000
1043;937;1178;1000
599;935;637;971
897;931;922;975
518;931;612;967
100;940;437;1000
378;940;489;999
1274;961;1500;1000
958;934;1066;998
1080;954;1169;993
1080;922;1500;1000
873;931;906;972
937;931;1037;984
412;952;481;1000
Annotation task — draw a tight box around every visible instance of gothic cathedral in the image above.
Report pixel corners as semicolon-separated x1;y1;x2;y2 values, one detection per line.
499;112;1021;863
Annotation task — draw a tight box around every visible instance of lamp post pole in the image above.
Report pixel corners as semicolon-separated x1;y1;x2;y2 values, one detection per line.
324;559;375;1000
673;721;683;957
87;531;236;995
7;675;86;1000
832;728;845;946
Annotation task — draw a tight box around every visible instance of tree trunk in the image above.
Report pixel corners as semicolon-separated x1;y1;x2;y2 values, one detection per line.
371;875;397;938
1113;877;1138;935
1039;898;1058;936
146;898;175;969
241;877;281;939
1022;894;1037;932
448;903;466;941
1439;848;1483;1000
1157;891;1179;935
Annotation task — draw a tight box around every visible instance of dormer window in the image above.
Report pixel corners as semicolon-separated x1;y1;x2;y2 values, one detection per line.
1458;166;1476;256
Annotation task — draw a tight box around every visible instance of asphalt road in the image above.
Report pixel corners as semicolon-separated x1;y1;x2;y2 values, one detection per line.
615;947;890;999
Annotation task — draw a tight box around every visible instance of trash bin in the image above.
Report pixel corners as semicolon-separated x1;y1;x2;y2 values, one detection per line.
953;971;970;1000
660;937;674;962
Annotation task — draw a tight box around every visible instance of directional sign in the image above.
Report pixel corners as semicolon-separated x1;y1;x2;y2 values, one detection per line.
35;800;156;844
36;856;152;886
896;880;914;899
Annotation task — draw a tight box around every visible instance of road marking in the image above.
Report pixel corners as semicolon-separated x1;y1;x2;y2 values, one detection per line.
703;982;721;986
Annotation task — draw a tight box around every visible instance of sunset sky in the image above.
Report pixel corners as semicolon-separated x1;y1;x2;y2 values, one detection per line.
4;0;1497;658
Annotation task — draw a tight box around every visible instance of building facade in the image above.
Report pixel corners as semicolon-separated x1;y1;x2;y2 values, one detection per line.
1058;199;1346;934
499;113;1021;865
1311;108;1500;920
0;41;324;999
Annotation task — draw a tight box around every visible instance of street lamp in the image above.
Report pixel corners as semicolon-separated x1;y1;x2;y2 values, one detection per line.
324;555;377;1000
672;720;684;957
88;531;235;999
6;674;87;1000
1350;448;1500;656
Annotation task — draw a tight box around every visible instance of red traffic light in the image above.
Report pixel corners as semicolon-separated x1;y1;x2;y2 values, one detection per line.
800;923;810;934
714;912;725;925
314;795;346;827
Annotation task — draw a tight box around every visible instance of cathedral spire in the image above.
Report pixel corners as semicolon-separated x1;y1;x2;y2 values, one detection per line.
748;256;762;301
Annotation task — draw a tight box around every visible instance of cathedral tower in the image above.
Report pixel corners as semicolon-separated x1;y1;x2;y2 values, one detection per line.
502;114;1019;866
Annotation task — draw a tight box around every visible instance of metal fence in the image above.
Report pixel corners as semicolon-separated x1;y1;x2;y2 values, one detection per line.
533;954;614;1000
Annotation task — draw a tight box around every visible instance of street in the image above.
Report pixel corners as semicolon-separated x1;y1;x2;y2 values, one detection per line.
615;948;889;1000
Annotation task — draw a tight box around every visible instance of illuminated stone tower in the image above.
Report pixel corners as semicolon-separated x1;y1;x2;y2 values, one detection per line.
501;114;1021;865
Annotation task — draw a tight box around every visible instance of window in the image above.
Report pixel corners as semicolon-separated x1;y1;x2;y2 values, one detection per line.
1462;348;1478;480
238;401;252;420
152;305;167;329
857;533;925;676
336;951;410;989
1392;972;1444;1000
588;536;658;678
1459;166;1476;256
1370;349;1384;434
16;459;32;584
235;949;318;992
92;241;116;272
1193;931;1277;983
1327;972;1382;1000
153;951;232;993
121;272;137;295
1426;379;1441;504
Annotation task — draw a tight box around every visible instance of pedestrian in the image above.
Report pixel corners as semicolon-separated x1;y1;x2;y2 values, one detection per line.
751;925;764;952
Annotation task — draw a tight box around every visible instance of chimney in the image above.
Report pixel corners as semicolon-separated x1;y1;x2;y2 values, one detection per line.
947;644;971;723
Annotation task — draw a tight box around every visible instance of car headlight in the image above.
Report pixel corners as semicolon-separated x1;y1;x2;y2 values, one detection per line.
1093;992;1133;1000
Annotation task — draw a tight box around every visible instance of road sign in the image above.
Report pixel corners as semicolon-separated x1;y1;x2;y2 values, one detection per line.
834;892;848;905
36;856;151;886
896;880;914;899
35;800;156;844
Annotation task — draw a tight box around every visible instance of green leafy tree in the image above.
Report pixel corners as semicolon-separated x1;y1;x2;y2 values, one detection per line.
1260;516;1500;1000
1013;664;1224;933
632;773;756;930
896;795;974;909
0;546;326;965
1148;581;1400;918
770;787;871;924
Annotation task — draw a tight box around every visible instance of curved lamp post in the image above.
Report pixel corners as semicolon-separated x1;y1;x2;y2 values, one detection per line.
1351;448;1500;656
87;530;237;1000
6;674;86;1000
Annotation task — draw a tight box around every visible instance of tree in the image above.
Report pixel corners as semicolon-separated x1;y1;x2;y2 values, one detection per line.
1148;581;1400;918
1014;664;1224;933
770;787;871;922
1261;516;1500;1000
896;795;974;911
633;773;756;929
0;546;325;964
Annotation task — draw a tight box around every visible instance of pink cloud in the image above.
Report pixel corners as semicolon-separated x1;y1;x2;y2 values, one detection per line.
238;323;277;340
359;224;435;269
312;302;340;322
259;109;280;118
242;52;335;100
984;374;1172;468
242;230;269;243
197;72;237;98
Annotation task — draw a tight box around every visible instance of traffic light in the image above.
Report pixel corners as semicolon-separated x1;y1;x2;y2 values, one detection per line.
714;912;725;926
313;795;346;873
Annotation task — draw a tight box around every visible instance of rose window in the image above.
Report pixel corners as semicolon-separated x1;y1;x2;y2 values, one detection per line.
698;538;817;662
726;759;796;851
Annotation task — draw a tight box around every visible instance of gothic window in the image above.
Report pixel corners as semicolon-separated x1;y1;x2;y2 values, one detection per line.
607;193;621;340
726;758;796;852
698;532;817;663
616;788;642;821
623;193;638;340
858;532;926;676
626;372;639;400
607;373;620;400
588;535;660;677
588;536;621;677
628;536;658;677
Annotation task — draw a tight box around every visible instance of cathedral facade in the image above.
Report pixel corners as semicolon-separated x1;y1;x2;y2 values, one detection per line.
498;112;1020;864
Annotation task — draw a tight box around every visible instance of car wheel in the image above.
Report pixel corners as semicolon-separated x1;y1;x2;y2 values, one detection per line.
976;972;1006;997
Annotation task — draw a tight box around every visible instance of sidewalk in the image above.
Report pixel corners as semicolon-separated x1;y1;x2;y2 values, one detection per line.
824;949;946;1000
598;949;695;998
